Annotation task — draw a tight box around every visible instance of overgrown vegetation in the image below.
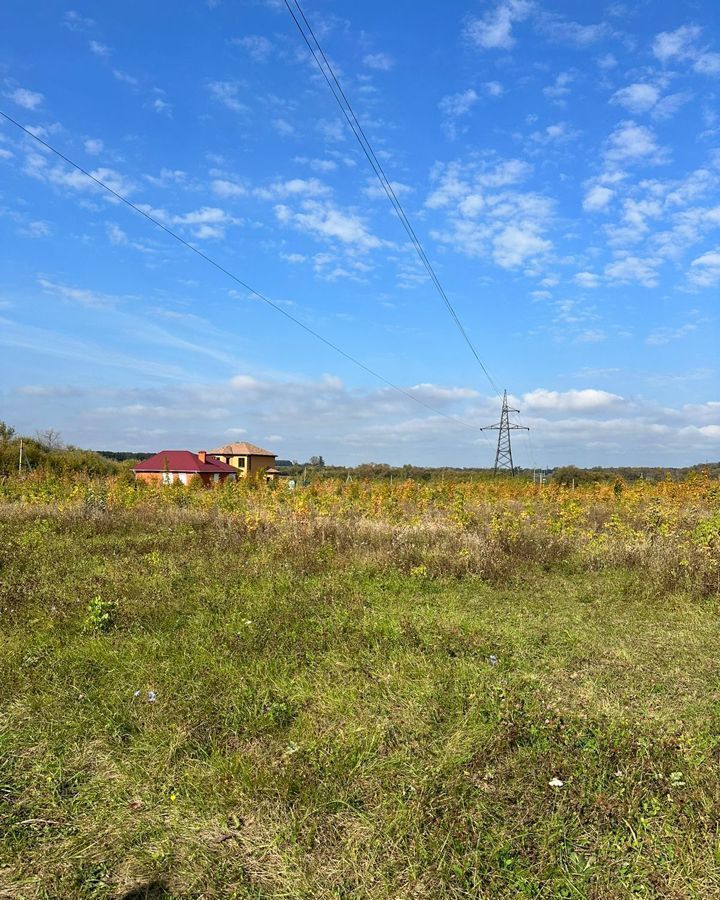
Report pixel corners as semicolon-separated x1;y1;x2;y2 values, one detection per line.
0;422;123;477
1;471;719;897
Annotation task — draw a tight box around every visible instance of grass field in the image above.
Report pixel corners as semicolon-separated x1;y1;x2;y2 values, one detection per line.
1;475;720;898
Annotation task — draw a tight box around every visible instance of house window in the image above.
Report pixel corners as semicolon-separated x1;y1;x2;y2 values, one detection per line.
213;473;220;482
162;471;173;485
237;457;246;468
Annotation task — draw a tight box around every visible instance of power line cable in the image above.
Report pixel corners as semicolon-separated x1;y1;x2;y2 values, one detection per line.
0;108;482;432
284;0;503;400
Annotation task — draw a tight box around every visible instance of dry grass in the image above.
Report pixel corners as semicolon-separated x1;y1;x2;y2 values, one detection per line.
0;478;719;898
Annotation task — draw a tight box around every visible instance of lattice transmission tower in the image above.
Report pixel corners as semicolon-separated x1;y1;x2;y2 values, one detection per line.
481;390;529;475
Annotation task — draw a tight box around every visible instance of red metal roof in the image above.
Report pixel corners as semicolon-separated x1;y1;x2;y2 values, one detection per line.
132;450;237;473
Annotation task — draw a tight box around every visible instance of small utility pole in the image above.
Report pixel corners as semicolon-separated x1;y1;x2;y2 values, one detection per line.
18;439;23;475
481;390;529;475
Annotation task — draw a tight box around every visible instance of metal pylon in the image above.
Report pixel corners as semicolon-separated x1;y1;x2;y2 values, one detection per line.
481;390;529;475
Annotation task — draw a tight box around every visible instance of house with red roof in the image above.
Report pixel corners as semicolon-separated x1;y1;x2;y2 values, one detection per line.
132;450;237;487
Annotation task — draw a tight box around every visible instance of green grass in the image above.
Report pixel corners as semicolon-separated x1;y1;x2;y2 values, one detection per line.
2;508;720;898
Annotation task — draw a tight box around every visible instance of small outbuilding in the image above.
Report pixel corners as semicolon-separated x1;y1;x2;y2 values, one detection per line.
207;442;277;479
132;450;237;486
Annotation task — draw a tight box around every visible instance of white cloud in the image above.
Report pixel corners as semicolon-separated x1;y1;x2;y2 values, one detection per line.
363;53;394;71
652;24;720;75
233;35;273;63
439;89;479;139
543;71;573;102
152;97;172;116
597;53;617;69
574;271;600;288
694;53;720;75
604;120;665;166
211;178;247;199
37;277;118;309
275;201;382;250
106;223;127;246
484;81;504;97
523;388;623;412
24;152;136;196
611;83;660;114
19;220;51;238
426;157;552;267
144;168;186;187
6;87;44;110
294;156;338;173
653;24;701;63
605;255;661;287
530;122;577;144
84;138;104;155
208;81;248;114
493;225;551;268
316;118;345;142
609;84;689;121
426;158;532;209
172;206;239;240
576;329;606;343
689;248;720;287
271;117;295;136
63;10;95;31
439;88;479;119
465;0;533;50
583;184;615;211
646;323;697;345
536;12;608;46
362;178;412;200
409;384;480;401
89;40;111;57
656;91;693;120
173;207;227;224
254;178;331;200
113;70;139;86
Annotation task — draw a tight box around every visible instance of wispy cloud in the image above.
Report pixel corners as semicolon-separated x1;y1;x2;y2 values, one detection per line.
363;52;394;71
438;88;479;140
464;0;533;51
231;35;273;62
113;69;139;86
37;277;119;309
543;71;573;103
63;10;95;32
653;24;720;75
604;120;666;167
89;40;111;57
5;86;44;110
208;80;248;113
275;201;383;251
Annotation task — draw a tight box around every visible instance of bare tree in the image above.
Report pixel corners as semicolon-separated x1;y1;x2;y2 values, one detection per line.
36;428;64;451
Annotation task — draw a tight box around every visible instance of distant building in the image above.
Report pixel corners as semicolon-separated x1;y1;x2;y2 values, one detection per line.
208;441;277;479
132;450;237;486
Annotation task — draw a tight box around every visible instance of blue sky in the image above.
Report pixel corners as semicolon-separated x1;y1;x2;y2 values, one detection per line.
1;0;718;466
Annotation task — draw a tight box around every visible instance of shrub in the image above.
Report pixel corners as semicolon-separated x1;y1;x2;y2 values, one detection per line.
83;595;117;633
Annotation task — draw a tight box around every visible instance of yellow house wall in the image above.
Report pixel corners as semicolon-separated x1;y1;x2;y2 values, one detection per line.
248;455;275;477
208;453;275;478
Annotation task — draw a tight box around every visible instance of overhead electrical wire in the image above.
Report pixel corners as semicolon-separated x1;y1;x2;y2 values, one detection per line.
283;0;503;400
0;108;484;432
